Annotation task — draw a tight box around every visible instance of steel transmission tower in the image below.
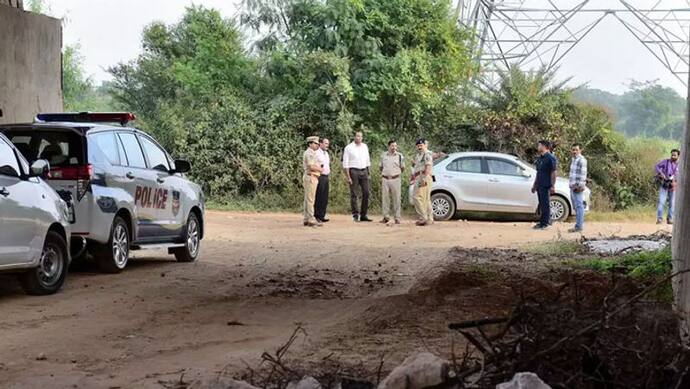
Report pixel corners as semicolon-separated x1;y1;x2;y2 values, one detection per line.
454;0;690;86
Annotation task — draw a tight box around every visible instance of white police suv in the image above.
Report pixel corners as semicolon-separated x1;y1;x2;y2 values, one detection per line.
0;133;73;294
1;113;205;273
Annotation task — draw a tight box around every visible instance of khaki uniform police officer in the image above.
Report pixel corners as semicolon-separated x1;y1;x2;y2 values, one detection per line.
379;140;405;224
412;138;434;226
303;136;323;227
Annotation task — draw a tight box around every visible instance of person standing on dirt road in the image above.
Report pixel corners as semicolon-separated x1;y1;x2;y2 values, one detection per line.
568;143;588;233
531;140;558;230
303;136;323;227
342;130;372;222
655;149;680;225
379;139;405;224
314;138;331;223
411;138;434;226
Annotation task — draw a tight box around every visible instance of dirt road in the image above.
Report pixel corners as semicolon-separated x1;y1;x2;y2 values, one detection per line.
0;212;669;388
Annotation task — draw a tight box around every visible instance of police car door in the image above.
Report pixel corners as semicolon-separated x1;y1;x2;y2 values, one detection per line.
0;138;39;264
137;134;180;238
116;132;160;240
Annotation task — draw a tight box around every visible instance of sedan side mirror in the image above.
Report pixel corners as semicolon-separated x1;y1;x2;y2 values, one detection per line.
521;170;533;178
173;159;191;174
30;159;51;179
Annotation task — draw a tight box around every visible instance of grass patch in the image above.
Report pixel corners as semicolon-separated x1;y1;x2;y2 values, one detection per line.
579;246;671;278
587;205;657;223
523;240;583;256
576;246;672;301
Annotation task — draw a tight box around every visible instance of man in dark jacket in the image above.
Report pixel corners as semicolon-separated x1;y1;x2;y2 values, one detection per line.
531;140;558;230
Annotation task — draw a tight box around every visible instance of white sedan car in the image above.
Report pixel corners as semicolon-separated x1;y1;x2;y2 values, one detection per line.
0;133;73;295
428;152;590;222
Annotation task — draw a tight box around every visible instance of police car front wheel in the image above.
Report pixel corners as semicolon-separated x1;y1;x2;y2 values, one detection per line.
94;216;130;273
173;212;201;263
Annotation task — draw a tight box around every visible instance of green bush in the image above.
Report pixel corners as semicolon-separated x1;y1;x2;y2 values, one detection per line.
581;246;671;278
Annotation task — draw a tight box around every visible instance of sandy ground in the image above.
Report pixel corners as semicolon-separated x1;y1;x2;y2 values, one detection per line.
0;211;670;388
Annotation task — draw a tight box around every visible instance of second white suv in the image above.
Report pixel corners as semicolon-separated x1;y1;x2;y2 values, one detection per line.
1;113;205;273
0;133;73;295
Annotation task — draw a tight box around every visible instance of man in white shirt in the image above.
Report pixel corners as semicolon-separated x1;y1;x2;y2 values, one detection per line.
314;138;331;222
342;130;372;222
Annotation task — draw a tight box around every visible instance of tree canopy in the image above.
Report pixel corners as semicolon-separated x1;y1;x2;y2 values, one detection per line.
100;1;677;209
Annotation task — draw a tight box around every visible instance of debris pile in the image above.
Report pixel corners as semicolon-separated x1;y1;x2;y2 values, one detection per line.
179;246;689;389
446;270;690;388
583;231;671;255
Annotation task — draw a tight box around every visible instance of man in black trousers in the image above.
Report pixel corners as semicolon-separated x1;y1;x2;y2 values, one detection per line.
314;138;331;222
531;140;558;230
342;130;372;222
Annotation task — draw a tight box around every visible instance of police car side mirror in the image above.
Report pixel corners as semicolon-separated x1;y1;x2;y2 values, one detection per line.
173;159;191;174
30;159;51;179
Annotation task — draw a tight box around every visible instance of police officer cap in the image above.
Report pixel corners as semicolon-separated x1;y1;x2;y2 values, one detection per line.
415;138;427;145
306;136;320;144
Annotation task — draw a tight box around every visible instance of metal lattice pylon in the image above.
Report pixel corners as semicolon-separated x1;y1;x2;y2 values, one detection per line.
454;0;690;87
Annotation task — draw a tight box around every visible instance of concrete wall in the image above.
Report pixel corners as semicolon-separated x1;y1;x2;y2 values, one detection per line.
0;5;62;124
0;0;24;9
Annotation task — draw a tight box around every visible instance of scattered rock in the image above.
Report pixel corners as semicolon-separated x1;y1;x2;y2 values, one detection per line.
378;353;449;389
287;376;322;389
35;353;47;361
188;377;260;389
226;320;245;326
496;372;551;389
338;378;375;389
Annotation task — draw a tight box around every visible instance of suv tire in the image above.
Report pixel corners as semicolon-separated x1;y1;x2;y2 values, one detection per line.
20;231;68;295
173;212;201;263
431;192;456;221
94;216;130;273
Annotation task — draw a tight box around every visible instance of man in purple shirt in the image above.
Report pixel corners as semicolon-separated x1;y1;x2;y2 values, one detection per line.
655;149;680;224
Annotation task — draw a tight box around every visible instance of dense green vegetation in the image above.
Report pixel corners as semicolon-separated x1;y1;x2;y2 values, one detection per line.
573;82;686;139
62;45;114;112
49;1;682;211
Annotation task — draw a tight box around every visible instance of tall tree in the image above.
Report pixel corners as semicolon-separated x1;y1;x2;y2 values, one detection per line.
242;0;474;141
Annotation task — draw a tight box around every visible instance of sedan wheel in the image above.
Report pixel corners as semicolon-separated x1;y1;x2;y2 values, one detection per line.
20;231;68;295
431;193;456;221
549;197;570;223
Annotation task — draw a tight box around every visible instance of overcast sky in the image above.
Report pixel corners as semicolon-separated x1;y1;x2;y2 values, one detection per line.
39;0;690;96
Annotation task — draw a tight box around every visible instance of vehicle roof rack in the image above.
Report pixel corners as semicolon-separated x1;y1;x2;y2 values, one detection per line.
35;112;136;126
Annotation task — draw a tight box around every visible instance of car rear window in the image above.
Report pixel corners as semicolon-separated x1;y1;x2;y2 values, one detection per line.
2;129;85;167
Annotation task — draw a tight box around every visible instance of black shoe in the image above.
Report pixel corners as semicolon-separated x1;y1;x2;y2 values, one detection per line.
360;216;373;222
533;224;548;230
321;218;329;222
353;215;360;222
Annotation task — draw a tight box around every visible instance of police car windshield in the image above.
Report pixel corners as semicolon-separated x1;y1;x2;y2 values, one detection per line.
2;129;85;167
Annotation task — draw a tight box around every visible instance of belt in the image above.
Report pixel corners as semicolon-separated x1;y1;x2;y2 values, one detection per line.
349;168;367;171
320;174;329;177
382;174;400;180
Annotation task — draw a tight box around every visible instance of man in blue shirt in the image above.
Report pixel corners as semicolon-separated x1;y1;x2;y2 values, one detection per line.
531;140;558;229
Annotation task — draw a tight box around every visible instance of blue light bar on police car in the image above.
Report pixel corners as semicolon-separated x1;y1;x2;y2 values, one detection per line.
35;112;136;125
